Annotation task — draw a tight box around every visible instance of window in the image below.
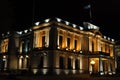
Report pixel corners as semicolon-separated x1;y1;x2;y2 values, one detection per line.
38;56;44;68
22;41;25;53
42;36;46;47
74;40;77;50
67;38;70;49
92;41;94;52
26;40;30;52
75;59;79;69
59;56;64;69
59;36;63;47
0;39;9;53
68;58;72;69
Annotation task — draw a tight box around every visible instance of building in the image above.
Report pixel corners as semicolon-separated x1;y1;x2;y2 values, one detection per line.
0;18;116;75
115;41;120;74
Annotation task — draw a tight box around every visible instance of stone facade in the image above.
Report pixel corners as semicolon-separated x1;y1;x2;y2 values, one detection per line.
0;18;116;75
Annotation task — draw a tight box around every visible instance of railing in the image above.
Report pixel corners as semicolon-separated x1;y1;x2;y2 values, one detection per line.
90;51;110;56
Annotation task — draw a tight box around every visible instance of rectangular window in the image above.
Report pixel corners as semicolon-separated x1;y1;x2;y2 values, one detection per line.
67;38;70;49
1;39;9;53
22;42;25;53
59;36;63;47
25;40;30;52
74;40;77;50
42;36;46;47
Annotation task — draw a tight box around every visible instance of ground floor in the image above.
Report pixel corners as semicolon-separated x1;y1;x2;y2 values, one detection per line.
0;50;116;75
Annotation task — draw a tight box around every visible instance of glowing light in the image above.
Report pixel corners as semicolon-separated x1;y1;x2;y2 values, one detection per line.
7;32;10;34
3;56;6;59
112;39;114;42
108;37;110;40
42;69;48;75
100;72;104;75
26;55;29;58
79;26;84;30
35;22;40;26
24;30;28;33
73;49;76;52
105;71;107;74
80;50;82;53
33;69;38;74
103;36;106;39
90;60;95;65
72;70;76;74
45;19;50;22
108;72;112;75
66;48;68;50
17;31;22;35
65;21;70;25
2;34;4;36
80;70;83;73
20;56;23;59
73;24;77;28
113;72;116;74
56;18;62;22
64;70;69;75
29;29;32;31
84;22;99;30
56;69;61;75
57;46;60;49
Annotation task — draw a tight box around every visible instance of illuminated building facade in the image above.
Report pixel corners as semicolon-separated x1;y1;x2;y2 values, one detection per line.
0;18;116;75
115;41;120;73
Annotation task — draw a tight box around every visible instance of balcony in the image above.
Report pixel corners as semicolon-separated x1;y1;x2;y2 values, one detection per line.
89;51;110;56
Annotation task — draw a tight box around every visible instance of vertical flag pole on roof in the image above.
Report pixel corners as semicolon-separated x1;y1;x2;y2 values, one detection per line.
84;4;92;23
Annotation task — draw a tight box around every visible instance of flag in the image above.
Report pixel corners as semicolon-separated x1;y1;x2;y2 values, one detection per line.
84;4;91;9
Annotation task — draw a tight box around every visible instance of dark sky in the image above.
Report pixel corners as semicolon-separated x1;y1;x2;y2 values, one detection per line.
0;0;120;40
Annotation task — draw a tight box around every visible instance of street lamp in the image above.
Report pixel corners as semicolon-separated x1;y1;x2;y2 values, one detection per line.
90;60;95;74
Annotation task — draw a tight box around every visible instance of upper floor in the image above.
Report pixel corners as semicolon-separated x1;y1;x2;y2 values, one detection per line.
0;18;115;58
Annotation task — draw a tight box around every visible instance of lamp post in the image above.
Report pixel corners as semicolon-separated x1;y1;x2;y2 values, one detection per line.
90;60;95;74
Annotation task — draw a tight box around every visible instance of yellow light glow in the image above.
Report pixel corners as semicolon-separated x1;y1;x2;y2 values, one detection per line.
90;60;95;65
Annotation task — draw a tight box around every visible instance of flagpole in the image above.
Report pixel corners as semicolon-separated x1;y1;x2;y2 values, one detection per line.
89;4;92;23
84;4;92;23
32;0;35;25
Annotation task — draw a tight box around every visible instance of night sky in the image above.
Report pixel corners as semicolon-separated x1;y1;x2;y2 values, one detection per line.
0;0;120;40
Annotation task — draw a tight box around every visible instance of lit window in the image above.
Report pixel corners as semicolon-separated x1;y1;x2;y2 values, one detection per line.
42;36;46;47
59;36;63;48
74;40;77;50
0;39;9;53
67;38;70;49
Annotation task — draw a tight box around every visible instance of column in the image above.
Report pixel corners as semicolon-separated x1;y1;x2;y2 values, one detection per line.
89;37;92;52
64;56;68;69
80;56;83;70
46;29;50;47
108;60;111;72
72;57;75;69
